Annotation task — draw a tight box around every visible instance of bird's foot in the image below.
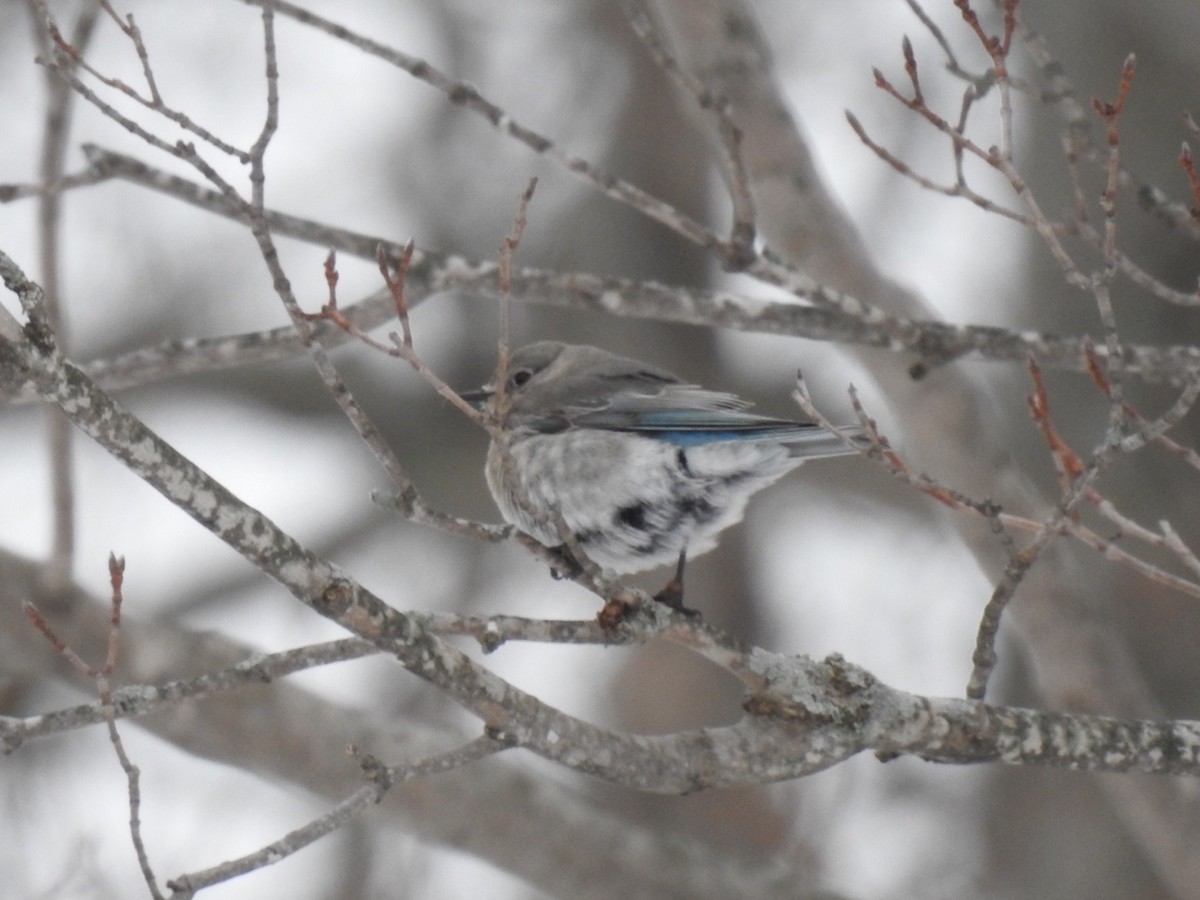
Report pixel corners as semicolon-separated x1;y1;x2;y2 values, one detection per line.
652;551;700;617
547;544;584;581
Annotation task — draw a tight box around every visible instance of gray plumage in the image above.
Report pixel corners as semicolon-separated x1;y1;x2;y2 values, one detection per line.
472;341;865;574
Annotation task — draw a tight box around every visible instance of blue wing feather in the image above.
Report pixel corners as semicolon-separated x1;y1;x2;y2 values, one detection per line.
574;405;816;444
571;396;865;456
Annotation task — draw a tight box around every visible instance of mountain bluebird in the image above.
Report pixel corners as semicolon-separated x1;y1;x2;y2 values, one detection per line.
467;341;866;597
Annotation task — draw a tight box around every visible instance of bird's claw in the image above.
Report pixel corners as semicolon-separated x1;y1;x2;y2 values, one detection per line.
547;544;585;581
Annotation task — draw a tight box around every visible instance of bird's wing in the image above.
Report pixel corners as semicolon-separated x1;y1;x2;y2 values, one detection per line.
570;387;818;446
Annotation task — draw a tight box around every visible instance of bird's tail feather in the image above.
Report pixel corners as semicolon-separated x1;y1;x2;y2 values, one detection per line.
785;426;870;460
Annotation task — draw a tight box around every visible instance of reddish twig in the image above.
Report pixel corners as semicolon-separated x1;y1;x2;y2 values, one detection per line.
1091;55;1137;418
378;239;416;348
36;0;247;162
1179;115;1200;221
844;108;1035;227
1091;54;1136;127
953;0;1015;77
1026;355;1086;493
1084;341;1200;460
901;35;924;105
494;177;539;406
486;178;610;599
24;554;164;897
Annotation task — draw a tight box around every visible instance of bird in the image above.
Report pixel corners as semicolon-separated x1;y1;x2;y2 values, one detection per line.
465;341;867;606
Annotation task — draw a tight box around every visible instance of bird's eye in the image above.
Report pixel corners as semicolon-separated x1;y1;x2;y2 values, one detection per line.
509;369;533;389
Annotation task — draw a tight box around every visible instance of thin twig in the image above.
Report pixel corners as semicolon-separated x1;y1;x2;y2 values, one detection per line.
26;0;100;594
167;735;511;895
237;0;726;258
1089;55;1138;423
494;177;539;407
23;554;165;897
622;1;757;265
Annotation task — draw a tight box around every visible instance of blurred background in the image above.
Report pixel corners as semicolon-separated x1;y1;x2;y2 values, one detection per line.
2;1;1199;897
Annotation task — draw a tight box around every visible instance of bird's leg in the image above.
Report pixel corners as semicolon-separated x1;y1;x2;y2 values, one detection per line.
653;549;699;617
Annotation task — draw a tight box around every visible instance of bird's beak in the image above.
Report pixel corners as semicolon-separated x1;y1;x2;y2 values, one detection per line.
458;386;494;409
